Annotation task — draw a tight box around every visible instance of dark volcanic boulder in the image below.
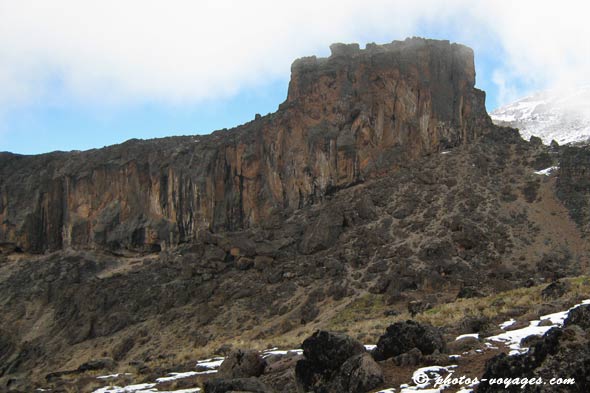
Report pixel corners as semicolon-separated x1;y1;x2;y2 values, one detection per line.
337;353;384;392
217;349;266;379
204;377;275;393
260;353;301;393
392;347;423;367
300;330;365;371
564;304;590;330
541;280;569;300
295;331;382;393
372;320;445;361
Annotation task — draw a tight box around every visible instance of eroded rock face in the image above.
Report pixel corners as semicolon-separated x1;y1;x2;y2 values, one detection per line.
0;38;491;253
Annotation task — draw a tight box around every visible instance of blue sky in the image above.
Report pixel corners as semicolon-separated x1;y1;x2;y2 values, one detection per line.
1;1;588;155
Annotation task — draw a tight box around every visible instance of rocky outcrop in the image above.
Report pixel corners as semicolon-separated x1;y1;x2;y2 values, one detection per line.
299;330;365;370
0;38;491;253
565;304;590;329
372;320;445;361
295;331;383;393
260;352;301;393
541;280;569;300
218;349;266;379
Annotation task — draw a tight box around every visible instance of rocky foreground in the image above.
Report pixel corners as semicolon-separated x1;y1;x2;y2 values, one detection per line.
1;38;590;391
29;293;590;392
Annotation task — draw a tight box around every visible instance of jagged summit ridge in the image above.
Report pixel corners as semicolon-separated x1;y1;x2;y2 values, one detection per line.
0;38;491;253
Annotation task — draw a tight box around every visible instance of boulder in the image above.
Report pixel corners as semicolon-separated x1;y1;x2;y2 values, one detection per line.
564;304;590;330
372;320;445;361
296;353;383;393
300;330;365;371
261;365;298;393
541;280;569;300
218;349;266;379
393;347;423;367
337;353;384;392
295;331;381;393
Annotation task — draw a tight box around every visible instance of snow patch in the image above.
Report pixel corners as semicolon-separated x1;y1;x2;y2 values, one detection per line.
97;373;132;380
194;370;217;375
156;371;199;383
455;333;479;341
151;389;200;393
261;348;303;358
400;388;445;393
404;365;458;391
93;385;200;393
92;383;156;393
534;166;558;175
195;357;224;369
486;298;590;355
499;319;516;329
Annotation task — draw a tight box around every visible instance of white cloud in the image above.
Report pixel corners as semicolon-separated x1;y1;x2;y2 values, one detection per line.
0;0;589;111
472;1;590;93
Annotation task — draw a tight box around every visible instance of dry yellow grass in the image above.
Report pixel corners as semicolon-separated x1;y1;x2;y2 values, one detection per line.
132;276;590;371
306;275;590;345
417;275;590;327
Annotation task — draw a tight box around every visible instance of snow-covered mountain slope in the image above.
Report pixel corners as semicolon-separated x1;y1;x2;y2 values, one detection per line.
491;86;590;145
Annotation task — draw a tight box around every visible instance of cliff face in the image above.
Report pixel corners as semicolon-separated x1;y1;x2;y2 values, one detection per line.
0;38;491;253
